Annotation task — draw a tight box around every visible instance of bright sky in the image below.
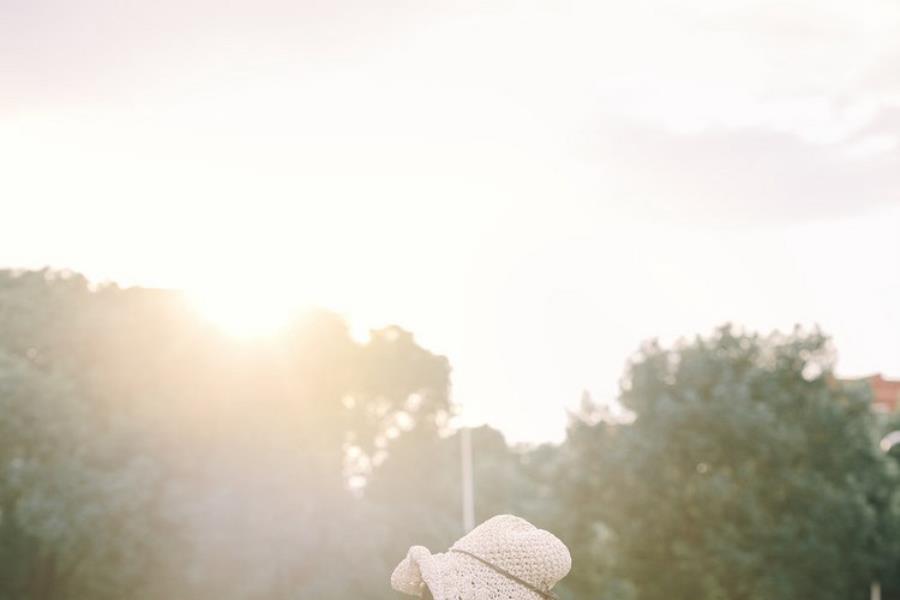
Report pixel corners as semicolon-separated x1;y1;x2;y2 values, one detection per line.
3;0;900;443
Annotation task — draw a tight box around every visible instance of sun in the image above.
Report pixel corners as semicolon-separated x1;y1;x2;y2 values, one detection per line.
187;283;304;337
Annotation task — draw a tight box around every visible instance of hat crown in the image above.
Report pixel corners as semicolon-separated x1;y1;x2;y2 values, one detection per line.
451;515;571;592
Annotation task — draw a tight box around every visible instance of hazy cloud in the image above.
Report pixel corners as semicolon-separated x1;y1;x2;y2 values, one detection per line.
4;0;900;440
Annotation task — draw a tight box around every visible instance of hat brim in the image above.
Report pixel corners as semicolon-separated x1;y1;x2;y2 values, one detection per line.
391;547;548;600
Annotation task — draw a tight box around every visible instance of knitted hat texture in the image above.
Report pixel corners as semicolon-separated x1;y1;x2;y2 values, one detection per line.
390;514;571;600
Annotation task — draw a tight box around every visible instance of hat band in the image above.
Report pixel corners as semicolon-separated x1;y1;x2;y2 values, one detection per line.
449;548;558;600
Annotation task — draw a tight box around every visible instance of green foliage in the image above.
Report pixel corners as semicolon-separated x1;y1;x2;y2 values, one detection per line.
558;326;900;600
366;425;535;553
2;271;899;600
0;349;166;599
0;269;451;599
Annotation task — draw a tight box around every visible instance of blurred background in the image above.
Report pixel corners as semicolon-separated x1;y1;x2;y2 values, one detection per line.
2;0;900;598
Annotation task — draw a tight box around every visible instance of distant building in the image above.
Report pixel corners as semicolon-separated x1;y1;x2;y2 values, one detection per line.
842;374;900;413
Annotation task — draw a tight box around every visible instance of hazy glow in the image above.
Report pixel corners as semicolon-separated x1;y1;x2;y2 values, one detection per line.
3;0;900;442
188;283;304;337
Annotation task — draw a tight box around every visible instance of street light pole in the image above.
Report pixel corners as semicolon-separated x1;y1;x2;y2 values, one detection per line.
461;426;475;533
873;431;900;600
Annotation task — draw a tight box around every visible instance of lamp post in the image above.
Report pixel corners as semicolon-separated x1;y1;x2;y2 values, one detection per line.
872;431;900;600
461;426;475;533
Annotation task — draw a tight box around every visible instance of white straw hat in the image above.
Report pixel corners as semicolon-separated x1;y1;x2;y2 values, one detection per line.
391;514;572;600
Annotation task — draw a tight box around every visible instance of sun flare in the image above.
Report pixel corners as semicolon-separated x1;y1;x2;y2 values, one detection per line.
187;284;305;336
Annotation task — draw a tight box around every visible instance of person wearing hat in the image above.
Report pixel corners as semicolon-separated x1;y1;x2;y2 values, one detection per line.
391;514;572;600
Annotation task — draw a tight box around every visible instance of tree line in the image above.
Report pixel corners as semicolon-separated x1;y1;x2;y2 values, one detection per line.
0;269;898;599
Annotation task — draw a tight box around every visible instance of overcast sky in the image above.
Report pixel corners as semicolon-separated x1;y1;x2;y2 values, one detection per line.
3;0;900;442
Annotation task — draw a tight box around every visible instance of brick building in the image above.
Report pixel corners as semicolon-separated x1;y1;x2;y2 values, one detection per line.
843;373;900;413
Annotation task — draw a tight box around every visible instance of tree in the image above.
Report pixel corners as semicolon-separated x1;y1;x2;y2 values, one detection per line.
0;269;452;599
874;411;900;599
0;350;167;600
365;426;527;551
565;326;899;600
548;393;635;600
